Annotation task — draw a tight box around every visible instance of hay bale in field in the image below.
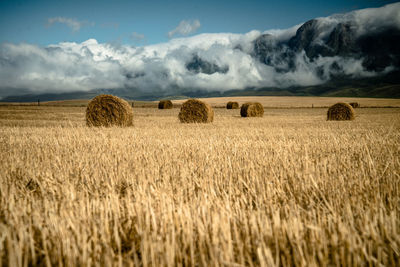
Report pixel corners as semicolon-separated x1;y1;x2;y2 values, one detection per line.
178;99;214;123
158;100;173;109
226;101;239;109
240;102;264;117
349;102;360;108
86;94;133;127
327;102;355;121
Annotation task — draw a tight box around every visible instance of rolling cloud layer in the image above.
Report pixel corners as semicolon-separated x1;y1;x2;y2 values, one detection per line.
1;3;400;98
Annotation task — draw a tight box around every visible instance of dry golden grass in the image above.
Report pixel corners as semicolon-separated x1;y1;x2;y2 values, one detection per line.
0;99;399;266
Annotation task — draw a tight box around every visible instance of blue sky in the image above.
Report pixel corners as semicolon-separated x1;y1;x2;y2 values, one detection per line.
0;0;398;46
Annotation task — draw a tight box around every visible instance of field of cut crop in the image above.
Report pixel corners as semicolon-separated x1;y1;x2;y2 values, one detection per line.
0;97;399;266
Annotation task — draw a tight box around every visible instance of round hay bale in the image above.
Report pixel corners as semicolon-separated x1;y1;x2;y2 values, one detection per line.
178;99;214;123
226;101;239;109
240;102;264;117
86;94;133;127
327;102;355;121
158;100;173;109
349;102;360;108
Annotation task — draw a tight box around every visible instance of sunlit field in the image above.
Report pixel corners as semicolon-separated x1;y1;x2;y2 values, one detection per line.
0;97;399;266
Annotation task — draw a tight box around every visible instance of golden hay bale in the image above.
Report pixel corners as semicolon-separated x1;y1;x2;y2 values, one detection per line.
86;94;133;127
226;101;239;109
240;102;264;117
178;99;214;123
158;100;173;109
349;102;360;108
327;102;355;121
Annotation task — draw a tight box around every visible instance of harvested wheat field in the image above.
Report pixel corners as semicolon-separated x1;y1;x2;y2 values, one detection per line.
0;97;399;266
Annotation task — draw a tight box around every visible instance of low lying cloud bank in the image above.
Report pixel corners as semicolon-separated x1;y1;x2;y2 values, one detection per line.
1;3;399;98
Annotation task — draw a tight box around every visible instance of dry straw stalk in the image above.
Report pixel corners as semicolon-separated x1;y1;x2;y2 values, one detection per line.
0;105;399;266
86;94;133;127
178;99;214;123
